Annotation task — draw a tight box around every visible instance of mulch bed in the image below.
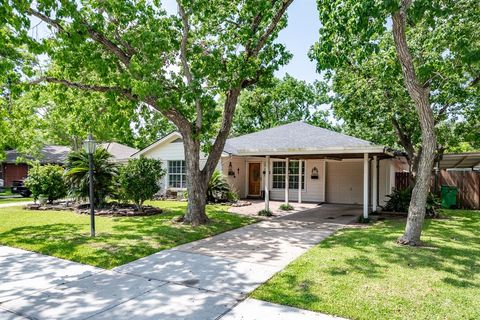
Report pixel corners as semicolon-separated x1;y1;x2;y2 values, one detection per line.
25;202;162;217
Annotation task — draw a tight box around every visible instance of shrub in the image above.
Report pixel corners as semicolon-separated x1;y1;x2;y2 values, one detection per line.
385;188;412;212
207;171;236;203
258;209;273;217
65;148;117;206
24;164;67;203
385;187;441;217
279;203;294;211
118;157;165;211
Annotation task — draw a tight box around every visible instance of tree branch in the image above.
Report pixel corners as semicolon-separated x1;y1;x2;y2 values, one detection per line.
29;7;131;67
177;0;202;131
31;77;138;101
28;8;66;33
248;0;294;58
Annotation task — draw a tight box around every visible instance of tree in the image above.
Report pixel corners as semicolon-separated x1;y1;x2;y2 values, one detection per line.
118;157;165;211
22;86;175;150
311;0;479;245
24;164;67;203
65;148;117;206
326;33;479;175
232;75;333;136
5;0;295;225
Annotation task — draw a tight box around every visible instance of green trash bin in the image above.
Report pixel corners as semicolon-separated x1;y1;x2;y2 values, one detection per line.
441;185;458;209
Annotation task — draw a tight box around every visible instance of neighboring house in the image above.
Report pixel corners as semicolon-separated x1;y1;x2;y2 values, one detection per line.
134;121;409;217
0;143;138;187
0;146;70;188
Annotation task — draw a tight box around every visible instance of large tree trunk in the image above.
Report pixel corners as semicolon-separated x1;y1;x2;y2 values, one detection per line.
182;136;209;225
392;1;437;246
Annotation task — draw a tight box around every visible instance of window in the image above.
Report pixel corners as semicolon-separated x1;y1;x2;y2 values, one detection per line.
272;162;286;189
168;160;186;188
272;161;305;190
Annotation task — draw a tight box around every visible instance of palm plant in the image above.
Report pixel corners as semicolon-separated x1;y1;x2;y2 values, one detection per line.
207;170;232;203
64;147;117;206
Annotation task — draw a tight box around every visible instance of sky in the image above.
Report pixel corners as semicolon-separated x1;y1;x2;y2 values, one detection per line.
275;0;321;83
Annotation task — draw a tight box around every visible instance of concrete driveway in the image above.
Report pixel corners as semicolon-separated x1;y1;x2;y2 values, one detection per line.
0;204;356;320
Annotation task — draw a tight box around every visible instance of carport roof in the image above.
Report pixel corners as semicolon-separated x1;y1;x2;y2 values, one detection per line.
224;121;391;157
438;152;480;169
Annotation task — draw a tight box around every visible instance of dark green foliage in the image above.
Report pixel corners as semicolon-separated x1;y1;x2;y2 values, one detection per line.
64;148;117;206
118;157;165;210
24;164;67;203
279;203;294;211
258;209;273;217
384;188;413;213
207;171;235;203
385;188;441;217
232;75;334;136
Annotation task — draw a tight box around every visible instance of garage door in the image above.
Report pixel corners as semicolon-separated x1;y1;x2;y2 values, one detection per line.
326;161;364;204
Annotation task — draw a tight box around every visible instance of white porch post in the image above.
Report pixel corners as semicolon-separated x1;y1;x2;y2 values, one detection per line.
265;156;270;211
298;160;302;203
372;155;378;212
363;153;369;219
285;158;289;204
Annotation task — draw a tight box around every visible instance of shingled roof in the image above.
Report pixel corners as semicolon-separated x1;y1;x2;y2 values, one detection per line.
224;121;385;156
4;146;71;164
4;143;138;164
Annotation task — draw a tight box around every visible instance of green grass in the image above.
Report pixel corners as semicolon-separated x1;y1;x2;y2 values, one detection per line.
252;209;480;320
0;197;33;204
0;200;256;269
0;188;13;196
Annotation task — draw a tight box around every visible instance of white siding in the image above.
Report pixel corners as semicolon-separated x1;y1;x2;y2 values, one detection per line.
140;136;209;192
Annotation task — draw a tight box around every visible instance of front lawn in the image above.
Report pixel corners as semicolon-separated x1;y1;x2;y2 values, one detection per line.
0;201;256;269
252;209;480;320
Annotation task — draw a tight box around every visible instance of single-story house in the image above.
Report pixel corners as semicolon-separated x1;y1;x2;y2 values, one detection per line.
0;142;138;187
134;121;408;218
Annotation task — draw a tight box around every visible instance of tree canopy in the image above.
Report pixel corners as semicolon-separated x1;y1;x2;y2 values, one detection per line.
2;0;294;224
232;75;334;136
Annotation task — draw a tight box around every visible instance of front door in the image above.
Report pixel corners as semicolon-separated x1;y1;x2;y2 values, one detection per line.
248;163;261;196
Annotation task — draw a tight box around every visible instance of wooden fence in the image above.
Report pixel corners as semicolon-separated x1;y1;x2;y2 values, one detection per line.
438;170;480;210
395;170;480;210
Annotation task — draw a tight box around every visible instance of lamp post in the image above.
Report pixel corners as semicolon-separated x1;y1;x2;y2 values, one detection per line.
84;134;97;237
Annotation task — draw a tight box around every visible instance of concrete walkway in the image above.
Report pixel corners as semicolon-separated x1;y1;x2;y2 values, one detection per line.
0;204;357;320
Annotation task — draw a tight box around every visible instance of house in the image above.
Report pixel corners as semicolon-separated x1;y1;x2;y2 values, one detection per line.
0;146;71;188
0;143;138;187
134;121;408;218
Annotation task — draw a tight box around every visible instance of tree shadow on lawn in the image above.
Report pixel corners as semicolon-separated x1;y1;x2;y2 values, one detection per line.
0;206;254;269
320;210;480;288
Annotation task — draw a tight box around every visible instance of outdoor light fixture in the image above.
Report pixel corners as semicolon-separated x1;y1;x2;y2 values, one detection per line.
83;134;97;237
311;167;319;179
228;162;236;178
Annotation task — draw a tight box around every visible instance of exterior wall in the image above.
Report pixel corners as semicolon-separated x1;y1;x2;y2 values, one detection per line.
220;156;246;198
138;136;209;193
2;164;29;187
